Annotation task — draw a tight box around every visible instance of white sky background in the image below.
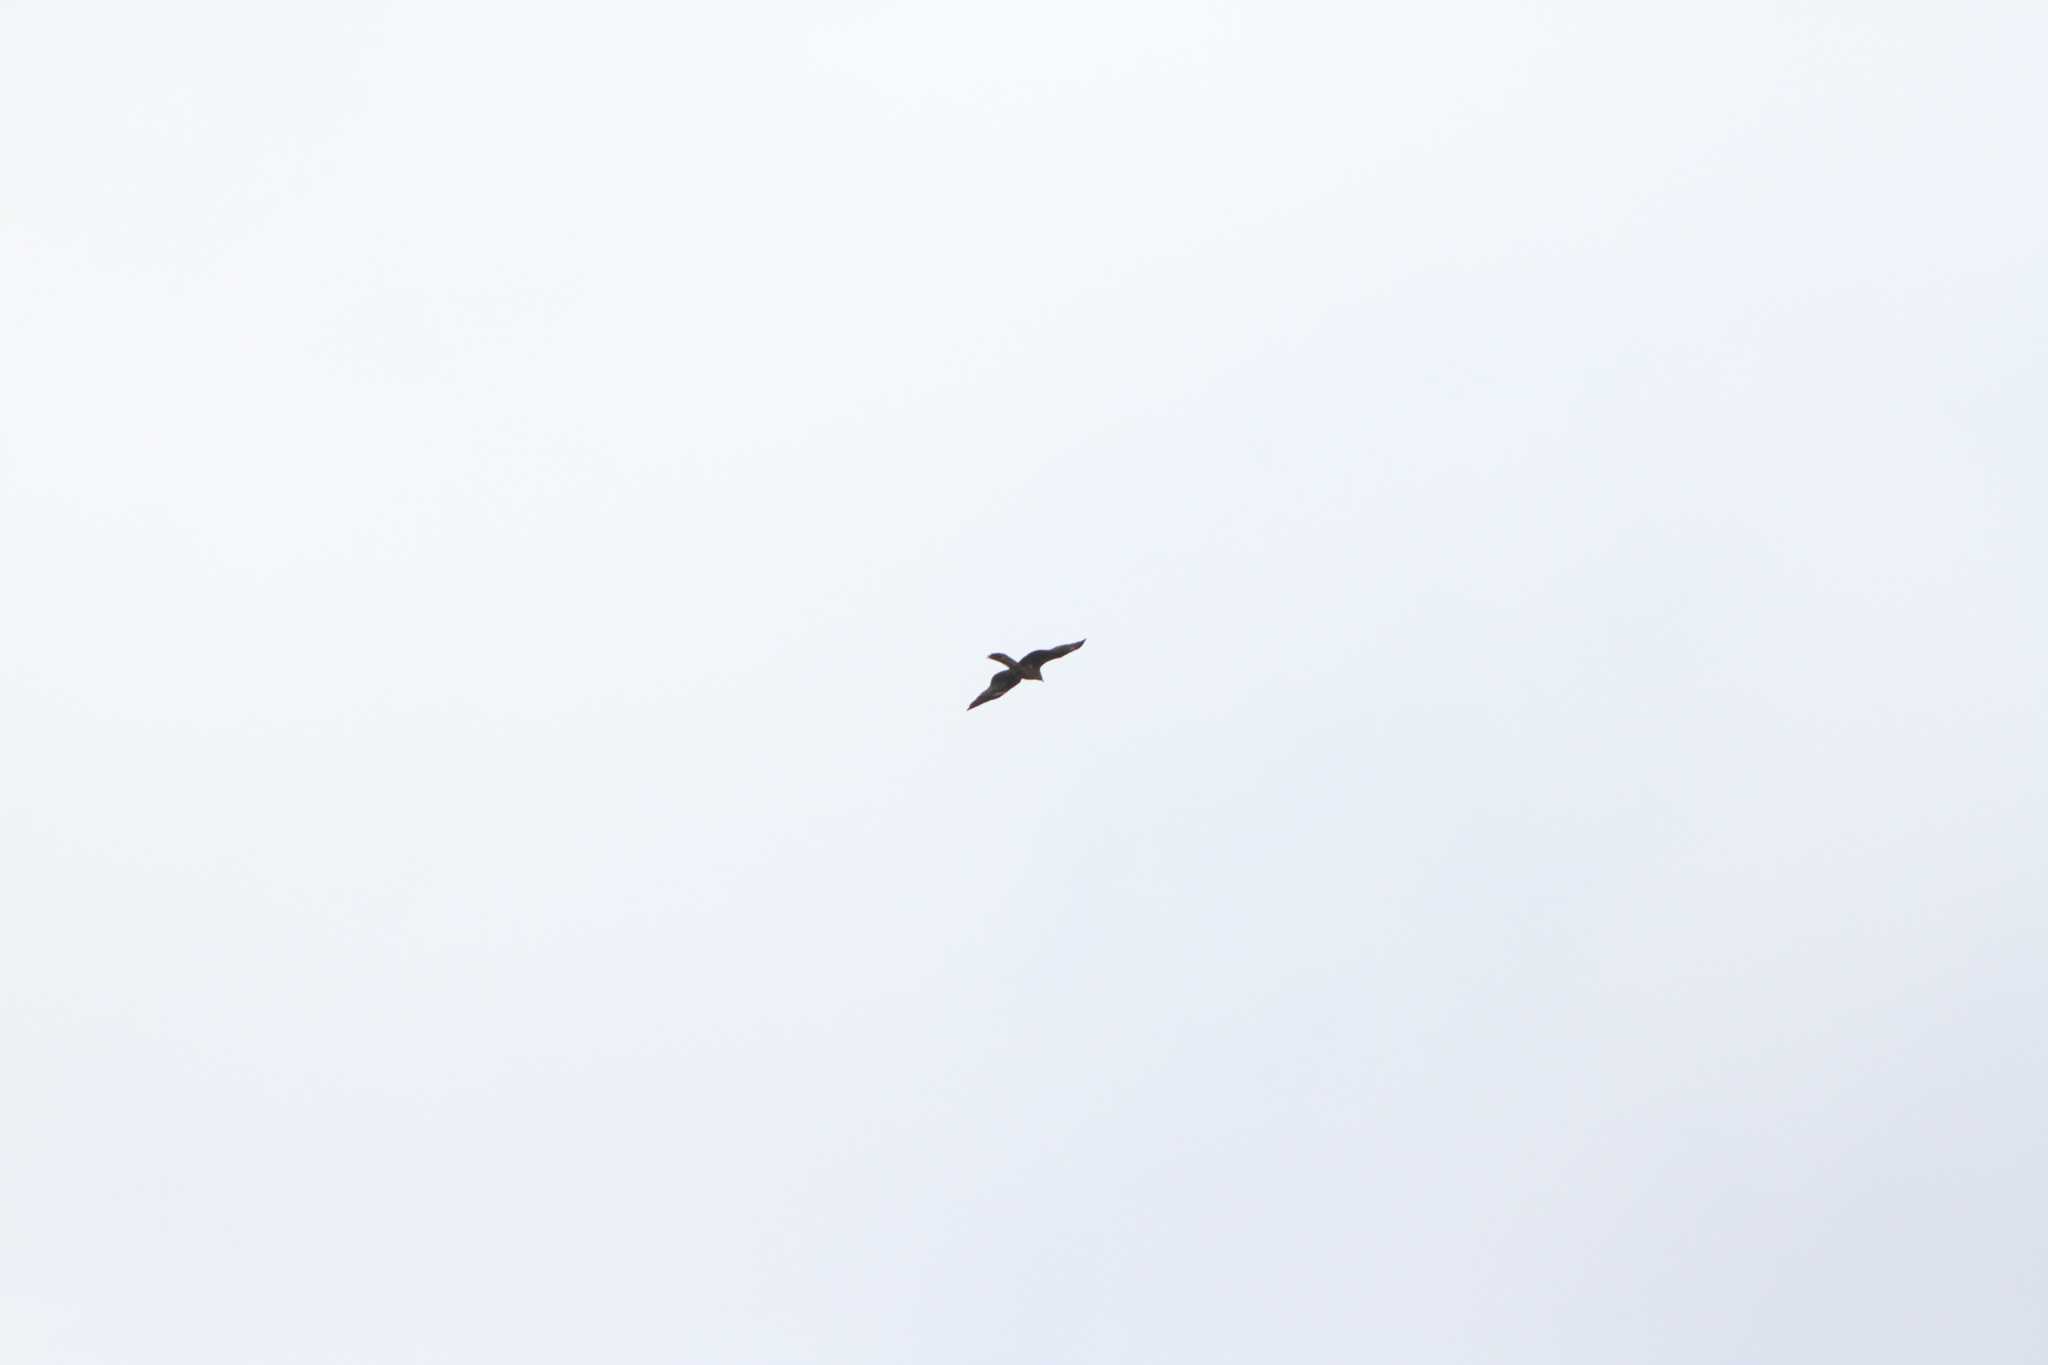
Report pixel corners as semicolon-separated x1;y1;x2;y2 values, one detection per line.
3;1;2044;1359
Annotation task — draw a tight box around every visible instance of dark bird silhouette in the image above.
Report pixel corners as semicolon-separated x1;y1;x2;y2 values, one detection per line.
967;639;1086;710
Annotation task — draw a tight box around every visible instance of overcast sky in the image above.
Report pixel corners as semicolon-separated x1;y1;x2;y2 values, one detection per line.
3;2;2044;1361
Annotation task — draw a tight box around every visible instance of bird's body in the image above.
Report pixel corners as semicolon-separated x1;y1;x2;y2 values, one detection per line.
967;639;1085;709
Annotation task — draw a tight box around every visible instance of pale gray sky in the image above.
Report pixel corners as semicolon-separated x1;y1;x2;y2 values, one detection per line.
3;2;2044;1361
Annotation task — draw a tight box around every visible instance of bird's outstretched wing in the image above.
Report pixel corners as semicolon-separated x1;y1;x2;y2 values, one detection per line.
1019;639;1086;671
967;670;1022;710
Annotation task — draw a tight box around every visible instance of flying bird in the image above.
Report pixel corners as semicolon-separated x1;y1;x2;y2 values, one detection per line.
966;639;1086;710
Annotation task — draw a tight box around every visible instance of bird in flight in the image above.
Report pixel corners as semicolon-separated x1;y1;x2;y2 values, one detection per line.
966;639;1086;710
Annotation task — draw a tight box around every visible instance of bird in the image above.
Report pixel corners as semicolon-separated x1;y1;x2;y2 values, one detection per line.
966;639;1086;710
